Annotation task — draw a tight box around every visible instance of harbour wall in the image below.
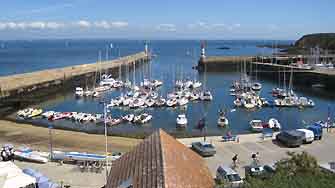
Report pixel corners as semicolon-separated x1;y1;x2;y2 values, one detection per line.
198;56;335;90
0;52;150;114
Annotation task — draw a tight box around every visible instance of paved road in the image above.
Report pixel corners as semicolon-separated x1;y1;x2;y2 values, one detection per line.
178;130;335;178
14;160;107;188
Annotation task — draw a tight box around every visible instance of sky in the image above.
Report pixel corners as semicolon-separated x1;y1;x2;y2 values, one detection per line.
0;0;334;40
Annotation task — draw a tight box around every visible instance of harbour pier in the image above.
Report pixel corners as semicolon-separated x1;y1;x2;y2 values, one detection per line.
0;51;151;112
198;55;335;89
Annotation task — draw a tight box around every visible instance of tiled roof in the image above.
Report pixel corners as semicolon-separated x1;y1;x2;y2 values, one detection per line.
106;129;214;188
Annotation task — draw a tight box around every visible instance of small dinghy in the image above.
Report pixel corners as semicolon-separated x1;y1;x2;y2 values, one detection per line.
250;120;263;132
176;114;188;127
217;111;229;127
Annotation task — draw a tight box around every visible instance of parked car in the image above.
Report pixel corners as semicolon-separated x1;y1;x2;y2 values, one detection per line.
307;123;323;140
191;142;216;157
276;130;304;147
245;163;276;180
297;129;314;144
216;165;243;187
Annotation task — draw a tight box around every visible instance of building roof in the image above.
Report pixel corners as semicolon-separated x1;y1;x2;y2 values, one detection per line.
106;129;214;188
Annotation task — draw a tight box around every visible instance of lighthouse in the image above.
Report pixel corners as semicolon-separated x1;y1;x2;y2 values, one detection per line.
200;41;206;60
144;42;148;55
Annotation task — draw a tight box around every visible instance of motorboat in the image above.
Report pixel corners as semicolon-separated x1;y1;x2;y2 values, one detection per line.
155;97;166;107
252;83;262;91
27;108;43;118
234;98;242;107
268;118;281;130
184;80;193;89
122;114;135;122
176;114;188;127
92;91;100;98
124;80;132;88
99;78;115;87
129;98;145;109
134;113;152;124
83;89;94;97
192;80;202;88
94;85;110;92
166;98;177;107
150;92;159;99
189;92;200;101
106;118;122;126
145;98;156;107
122;97;132;106
177;97;189;106
75;87;84;97
17;108;34;118
243;98;256;109
152;80;163;87
250;120;263;132
42;111;55;118
14;147;48;163
217;111;229;127
112;80;123;88
200;90;213;101
175;80;184;89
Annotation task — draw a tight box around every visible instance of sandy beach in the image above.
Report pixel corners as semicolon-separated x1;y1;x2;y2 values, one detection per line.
0;120;140;154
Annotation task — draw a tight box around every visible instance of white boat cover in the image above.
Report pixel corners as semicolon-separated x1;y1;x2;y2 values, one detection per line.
0;161;36;188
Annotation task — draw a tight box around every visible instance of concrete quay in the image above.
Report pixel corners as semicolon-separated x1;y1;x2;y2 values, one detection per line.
178;130;335;178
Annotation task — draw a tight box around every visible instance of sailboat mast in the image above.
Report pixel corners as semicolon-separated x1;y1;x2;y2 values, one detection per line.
99;51;102;81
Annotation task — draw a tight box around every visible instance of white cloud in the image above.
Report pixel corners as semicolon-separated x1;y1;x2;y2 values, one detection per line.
234;23;241;28
188;22;241;31
94;21;111;29
111;21;128;28
156;24;177;32
76;20;91;28
29;22;46;29
0;21;65;30
94;21;128;29
46;22;64;29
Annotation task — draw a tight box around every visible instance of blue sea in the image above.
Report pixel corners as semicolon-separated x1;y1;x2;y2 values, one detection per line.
1;39;334;137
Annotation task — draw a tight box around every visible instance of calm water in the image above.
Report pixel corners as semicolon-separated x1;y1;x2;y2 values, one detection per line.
3;40;335;137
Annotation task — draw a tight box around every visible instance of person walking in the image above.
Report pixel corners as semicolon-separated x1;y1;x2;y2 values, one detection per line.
232;154;238;169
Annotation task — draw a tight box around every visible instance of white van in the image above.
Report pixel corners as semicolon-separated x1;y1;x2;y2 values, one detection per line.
297;129;314;144
216;165;243;187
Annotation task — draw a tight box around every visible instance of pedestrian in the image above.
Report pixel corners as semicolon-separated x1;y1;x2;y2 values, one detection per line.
251;152;257;162
1;149;8;161
232;154;238;168
9;147;14;162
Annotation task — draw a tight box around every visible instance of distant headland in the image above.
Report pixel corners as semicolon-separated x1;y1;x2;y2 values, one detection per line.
257;33;335;54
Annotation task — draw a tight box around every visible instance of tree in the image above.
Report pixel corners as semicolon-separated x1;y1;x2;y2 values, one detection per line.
244;152;335;188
